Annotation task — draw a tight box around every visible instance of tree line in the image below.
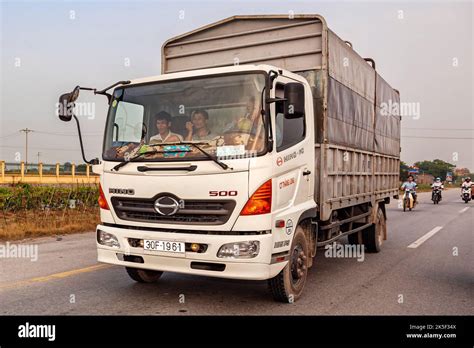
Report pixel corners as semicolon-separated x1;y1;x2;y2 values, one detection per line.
400;159;472;182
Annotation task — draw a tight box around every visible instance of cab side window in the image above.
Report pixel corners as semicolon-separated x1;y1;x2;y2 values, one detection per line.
275;83;305;152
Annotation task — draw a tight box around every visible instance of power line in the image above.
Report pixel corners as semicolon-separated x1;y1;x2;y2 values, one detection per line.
0;144;96;152
402;127;474;131
1;130;102;138
402;136;474;139
34;130;102;136
0;132;19;139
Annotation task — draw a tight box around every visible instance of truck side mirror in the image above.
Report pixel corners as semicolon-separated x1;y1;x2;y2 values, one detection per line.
284;83;305;119
57;86;80;122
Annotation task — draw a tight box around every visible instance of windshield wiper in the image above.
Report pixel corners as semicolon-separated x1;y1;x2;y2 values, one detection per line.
112;141;231;171
112;147;192;171
179;141;232;170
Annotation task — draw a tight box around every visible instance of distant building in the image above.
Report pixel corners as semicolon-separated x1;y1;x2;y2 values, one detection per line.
416;173;434;184
454;167;470;176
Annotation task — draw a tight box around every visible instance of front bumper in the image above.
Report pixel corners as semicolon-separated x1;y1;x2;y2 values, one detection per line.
96;224;287;280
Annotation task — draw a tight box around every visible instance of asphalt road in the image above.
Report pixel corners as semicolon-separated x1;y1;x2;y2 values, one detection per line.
1;189;472;315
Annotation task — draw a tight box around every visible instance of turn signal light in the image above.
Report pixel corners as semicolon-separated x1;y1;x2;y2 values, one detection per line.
240;179;272;215
98;183;110;210
275;219;285;228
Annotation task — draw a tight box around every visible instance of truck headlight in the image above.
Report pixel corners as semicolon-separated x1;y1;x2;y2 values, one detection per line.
97;230;120;248
217;241;260;259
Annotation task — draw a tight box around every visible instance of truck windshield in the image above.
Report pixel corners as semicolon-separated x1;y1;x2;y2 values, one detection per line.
103;73;266;162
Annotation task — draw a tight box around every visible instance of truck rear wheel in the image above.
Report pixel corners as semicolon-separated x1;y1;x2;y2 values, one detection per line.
347;223;365;244
126;267;163;283
268;226;309;303
363;207;385;253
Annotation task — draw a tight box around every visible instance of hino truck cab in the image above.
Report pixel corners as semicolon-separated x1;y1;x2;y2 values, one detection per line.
58;15;400;302
59;65;316;302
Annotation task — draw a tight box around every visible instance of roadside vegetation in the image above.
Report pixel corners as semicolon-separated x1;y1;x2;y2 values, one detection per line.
0;183;99;240
414;183;456;192
400;159;472;183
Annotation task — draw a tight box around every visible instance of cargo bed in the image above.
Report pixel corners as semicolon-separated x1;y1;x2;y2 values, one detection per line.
162;15;401;221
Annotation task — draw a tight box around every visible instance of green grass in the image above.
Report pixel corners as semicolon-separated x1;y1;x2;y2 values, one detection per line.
0;183;100;240
0;183;98;211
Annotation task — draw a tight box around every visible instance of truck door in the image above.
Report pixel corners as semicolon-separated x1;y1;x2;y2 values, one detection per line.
272;77;314;216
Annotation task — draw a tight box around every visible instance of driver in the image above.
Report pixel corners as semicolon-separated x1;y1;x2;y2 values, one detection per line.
149;111;183;144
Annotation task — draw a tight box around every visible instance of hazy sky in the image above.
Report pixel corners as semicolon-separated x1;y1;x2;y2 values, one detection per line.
1;0;473;169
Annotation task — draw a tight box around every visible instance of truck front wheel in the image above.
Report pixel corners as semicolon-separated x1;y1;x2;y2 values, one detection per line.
268;226;309;303
125;267;163;283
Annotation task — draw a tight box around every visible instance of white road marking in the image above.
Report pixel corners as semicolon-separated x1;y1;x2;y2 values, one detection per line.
407;226;444;249
459;207;470;214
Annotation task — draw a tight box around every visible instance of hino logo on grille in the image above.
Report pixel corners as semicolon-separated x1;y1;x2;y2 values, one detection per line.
109;188;135;195
154;196;182;216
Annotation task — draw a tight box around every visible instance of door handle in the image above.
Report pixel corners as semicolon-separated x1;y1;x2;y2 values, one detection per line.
303;170;311;176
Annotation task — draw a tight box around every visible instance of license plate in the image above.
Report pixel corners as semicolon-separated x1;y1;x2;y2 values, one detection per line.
144;240;185;254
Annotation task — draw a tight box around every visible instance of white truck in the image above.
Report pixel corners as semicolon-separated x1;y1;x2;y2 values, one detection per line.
58;15;401;302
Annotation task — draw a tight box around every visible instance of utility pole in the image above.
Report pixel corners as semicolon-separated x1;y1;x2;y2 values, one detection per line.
37;151;41;165
19;128;33;173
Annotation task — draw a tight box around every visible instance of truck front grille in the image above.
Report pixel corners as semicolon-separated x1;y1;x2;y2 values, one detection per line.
111;195;236;225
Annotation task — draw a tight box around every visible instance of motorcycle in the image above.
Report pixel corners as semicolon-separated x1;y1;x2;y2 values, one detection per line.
432;187;441;204
461;186;472;203
403;189;415;211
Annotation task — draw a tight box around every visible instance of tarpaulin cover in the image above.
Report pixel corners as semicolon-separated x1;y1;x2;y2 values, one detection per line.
326;77;375;151
374;74;401;156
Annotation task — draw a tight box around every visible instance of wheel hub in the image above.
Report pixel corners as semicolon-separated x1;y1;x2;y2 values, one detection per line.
291;245;307;281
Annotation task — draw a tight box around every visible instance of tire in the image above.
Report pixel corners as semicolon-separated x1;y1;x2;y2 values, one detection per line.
364;207;386;253
347;223;365;244
347;232;360;245
268;225;309;303
403;198;407;212
126;267;163;283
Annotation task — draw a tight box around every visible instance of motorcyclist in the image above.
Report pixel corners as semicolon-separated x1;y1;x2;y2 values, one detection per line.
461;177;472;198
431;177;444;201
401;175;417;204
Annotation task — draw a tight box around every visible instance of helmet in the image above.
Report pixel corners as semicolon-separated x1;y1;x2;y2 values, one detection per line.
466;177;472;182
435;177;441;182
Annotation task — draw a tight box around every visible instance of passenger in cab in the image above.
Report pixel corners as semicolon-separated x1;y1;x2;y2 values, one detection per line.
185;110;217;141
